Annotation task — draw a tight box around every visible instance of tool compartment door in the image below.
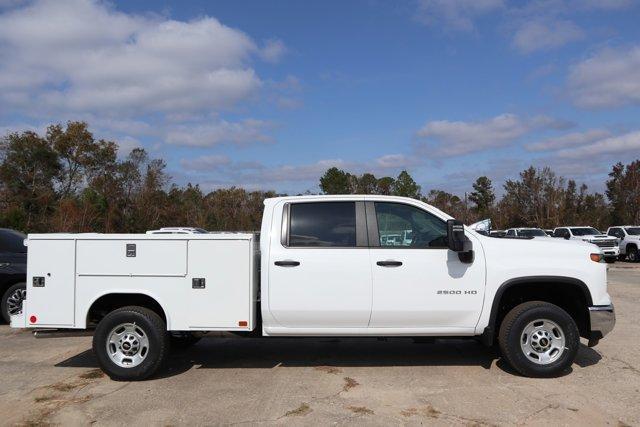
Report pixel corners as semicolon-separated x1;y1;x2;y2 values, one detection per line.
25;239;76;327
187;239;253;329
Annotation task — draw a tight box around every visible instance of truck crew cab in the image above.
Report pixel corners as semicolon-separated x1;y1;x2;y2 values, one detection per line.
12;196;615;380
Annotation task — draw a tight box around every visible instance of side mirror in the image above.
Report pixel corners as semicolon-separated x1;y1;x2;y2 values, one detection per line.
447;219;465;252
447;219;474;263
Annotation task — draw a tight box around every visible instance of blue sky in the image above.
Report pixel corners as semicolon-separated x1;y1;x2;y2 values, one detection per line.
0;0;639;195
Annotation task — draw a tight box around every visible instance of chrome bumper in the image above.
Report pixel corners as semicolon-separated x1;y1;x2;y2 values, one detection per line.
589;305;615;341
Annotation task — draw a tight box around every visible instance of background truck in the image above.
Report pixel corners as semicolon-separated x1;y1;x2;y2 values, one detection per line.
606;226;640;262
552;226;619;263
504;228;551;238
12;196;615;380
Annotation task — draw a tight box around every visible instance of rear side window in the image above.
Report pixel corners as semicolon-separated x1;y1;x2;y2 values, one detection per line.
0;230;27;253
289;202;356;247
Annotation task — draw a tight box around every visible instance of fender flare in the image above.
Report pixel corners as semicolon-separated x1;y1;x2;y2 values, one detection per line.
84;290;170;329
480;275;592;346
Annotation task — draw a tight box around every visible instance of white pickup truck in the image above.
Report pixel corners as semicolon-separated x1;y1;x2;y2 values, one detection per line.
606;226;640;262
12;195;615;380
552;226;620;263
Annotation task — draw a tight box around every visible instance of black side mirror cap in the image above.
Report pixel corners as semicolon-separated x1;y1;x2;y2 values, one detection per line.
447;219;474;264
447;219;466;252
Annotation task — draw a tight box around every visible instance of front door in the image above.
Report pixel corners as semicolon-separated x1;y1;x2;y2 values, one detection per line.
268;200;372;328
368;201;485;330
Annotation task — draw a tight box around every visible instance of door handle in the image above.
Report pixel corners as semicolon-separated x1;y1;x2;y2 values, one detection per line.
376;260;403;267
274;260;301;267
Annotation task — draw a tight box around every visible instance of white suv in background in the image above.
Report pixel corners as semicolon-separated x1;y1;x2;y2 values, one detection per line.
607;226;640;262
505;228;551;238
553;227;619;263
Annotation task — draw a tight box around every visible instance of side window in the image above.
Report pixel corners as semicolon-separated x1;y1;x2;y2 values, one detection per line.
374;202;447;248
289;202;356;247
608;228;621;238
506;229;515;236
554;228;567;238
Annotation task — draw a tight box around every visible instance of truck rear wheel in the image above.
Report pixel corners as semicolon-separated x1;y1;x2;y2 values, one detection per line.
93;306;169;381
498;301;579;377
628;246;639;262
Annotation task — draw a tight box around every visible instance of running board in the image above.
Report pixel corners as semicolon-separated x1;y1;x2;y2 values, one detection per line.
33;329;94;339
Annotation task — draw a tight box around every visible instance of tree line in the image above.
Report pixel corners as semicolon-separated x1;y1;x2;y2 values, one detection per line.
0;121;638;233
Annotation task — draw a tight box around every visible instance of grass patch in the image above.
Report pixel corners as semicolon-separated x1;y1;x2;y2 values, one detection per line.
284;403;312;417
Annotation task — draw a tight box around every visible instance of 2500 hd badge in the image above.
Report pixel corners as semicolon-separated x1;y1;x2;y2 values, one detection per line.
437;290;478;295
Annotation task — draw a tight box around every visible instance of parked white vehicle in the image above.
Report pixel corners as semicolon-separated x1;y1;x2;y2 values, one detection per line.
552;227;619;263
606;226;640;262
505;228;551;238
12;195;614;380
146;227;208;234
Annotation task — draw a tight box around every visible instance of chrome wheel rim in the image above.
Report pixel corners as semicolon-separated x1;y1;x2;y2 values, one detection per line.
7;288;26;316
106;323;149;368
520;319;566;365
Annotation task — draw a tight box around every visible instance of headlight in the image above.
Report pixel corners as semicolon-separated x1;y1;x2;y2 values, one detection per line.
590;253;604;263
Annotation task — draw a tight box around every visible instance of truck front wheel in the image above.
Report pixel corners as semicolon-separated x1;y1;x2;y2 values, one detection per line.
93;306;169;381
498;301;579;377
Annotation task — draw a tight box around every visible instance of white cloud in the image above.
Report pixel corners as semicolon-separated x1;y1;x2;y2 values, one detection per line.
260;39;287;63
512;19;584;53
165;119;274;147
178;154;419;190
568;45;640;108
180;155;231;171
526;129;611;151
0;0;283;116
415;0;504;32
555;130;640;159
416;113;570;157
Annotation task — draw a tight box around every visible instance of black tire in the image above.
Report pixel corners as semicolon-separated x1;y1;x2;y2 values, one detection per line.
93;306;169;381
170;332;201;350
1;282;26;324
628;246;639;263
498;301;579;378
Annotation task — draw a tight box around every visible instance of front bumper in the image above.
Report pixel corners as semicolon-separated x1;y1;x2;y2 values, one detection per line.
600;246;619;258
588;305;615;343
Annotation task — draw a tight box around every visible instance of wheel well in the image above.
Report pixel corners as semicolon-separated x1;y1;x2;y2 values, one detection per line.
87;294;166;327
626;243;637;252
490;280;591;342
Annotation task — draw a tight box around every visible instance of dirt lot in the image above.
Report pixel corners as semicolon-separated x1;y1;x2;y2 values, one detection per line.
1;265;639;426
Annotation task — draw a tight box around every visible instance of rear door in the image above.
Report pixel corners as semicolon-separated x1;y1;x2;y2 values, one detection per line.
268;200;372;328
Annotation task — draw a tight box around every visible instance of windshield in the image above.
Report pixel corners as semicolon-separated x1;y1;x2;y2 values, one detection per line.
0;229;27;253
625;227;640;235
570;227;601;236
519;229;547;237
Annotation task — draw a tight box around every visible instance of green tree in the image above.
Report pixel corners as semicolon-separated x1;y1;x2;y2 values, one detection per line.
376;176;395;195
469;176;495;218
319;167;351;194
356;173;378;194
392;170;421;199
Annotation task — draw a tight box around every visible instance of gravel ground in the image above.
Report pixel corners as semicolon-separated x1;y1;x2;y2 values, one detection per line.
0;264;638;426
